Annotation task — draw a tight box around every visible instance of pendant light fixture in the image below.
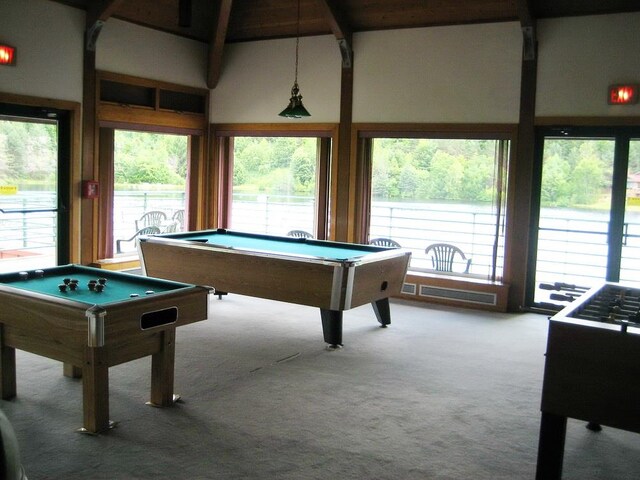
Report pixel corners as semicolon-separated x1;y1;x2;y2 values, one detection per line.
278;0;311;118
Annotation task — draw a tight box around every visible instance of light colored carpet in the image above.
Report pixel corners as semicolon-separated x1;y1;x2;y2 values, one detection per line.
2;296;640;479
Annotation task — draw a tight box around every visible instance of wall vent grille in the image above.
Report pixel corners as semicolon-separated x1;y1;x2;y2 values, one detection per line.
402;283;417;295
419;285;497;306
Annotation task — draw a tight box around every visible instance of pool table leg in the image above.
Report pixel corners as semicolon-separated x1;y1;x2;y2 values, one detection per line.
0;327;17;399
148;329;179;407
320;309;343;348
371;298;391;327
80;345;112;434
63;363;82;378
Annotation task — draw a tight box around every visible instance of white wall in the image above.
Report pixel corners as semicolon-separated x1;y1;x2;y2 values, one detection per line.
353;22;523;123
97;19;207;89
0;0;84;102
536;12;640;117
209;36;342;123
211;22;523;124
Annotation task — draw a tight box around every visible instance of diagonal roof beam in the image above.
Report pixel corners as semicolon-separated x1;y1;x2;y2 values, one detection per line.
516;0;537;61
85;0;125;51
207;0;233;89
317;0;353;68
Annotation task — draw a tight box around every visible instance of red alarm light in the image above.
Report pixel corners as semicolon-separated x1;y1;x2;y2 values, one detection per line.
608;84;638;105
0;45;16;66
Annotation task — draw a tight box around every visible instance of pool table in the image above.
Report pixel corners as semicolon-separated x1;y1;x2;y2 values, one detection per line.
138;229;411;347
0;264;210;434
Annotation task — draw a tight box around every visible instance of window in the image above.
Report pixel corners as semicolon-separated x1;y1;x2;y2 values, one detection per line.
214;126;334;239
112;131;188;254
365;133;511;281
230;136;318;236
529;127;640;309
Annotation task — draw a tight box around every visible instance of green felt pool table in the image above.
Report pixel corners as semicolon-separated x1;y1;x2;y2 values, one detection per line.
0;264;210;433
138;229;411;347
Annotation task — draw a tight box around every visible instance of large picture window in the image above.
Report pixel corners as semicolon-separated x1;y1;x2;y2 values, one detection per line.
230;136;318;236
366;134;510;281
214;126;334;239
112;131;188;254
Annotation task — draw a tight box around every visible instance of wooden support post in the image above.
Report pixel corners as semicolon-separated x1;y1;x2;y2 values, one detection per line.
506;1;538;310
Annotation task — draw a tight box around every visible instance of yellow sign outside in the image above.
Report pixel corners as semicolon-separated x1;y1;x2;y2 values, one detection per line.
0;186;18;195
627;197;640;206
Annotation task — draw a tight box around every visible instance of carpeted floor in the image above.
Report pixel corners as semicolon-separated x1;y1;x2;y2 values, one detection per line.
2;295;640;479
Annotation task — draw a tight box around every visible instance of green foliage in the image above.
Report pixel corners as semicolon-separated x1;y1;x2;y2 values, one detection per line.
0;120;57;183
114;131;186;186
0;119;630;211
372;138;499;203
629;141;640;174
541;154;571;206
540;138;613;208
291;146;315;194
233;137;316;195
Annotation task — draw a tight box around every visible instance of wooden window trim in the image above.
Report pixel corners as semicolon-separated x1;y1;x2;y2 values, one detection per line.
93;73;209;262
0;92;82;265
352;123;518;244
211;123;338;238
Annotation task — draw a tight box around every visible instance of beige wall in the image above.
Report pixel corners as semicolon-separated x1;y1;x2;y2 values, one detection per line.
97;18;208;89
353;22;523;123
536;12;640;117
209;35;342;123
0;0;84;102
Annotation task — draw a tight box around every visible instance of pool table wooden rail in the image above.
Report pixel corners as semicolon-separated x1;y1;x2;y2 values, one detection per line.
138;233;411;347
139;236;409;310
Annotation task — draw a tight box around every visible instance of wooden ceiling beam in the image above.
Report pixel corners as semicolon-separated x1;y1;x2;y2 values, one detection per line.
516;0;537;61
317;0;353;68
207;0;233;89
85;0;125;51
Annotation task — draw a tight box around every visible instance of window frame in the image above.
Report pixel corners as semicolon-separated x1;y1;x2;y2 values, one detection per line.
354;123;517;282
94;72;209;261
211;124;338;239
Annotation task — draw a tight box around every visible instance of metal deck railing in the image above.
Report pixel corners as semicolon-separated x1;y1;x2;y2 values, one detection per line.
4;191;640;289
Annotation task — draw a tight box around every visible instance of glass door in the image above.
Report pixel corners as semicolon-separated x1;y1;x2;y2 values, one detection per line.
0;105;69;273
529;128;640;309
620;138;640;283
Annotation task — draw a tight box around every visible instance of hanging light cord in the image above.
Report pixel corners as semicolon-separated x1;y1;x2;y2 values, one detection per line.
294;0;300;85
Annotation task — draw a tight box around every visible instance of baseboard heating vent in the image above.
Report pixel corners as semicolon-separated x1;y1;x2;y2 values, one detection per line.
419;285;497;306
401;282;417;295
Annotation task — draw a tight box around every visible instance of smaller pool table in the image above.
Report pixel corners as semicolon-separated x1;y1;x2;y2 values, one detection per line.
0;264;210;433
138;229;411;347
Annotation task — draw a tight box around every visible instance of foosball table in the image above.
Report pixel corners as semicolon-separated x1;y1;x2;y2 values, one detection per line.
536;282;640;479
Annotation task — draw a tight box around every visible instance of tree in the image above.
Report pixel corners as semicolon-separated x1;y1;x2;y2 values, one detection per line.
290;146;315;193
398;163;419;199
540;154;571;207
372;155;394;199
114;131;185;185
462;154;493;202
414;140;437;170
570;155;604;205
423;151;464;200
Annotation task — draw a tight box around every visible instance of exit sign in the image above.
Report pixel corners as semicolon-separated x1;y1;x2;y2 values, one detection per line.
608;84;638;105
0;44;16;66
